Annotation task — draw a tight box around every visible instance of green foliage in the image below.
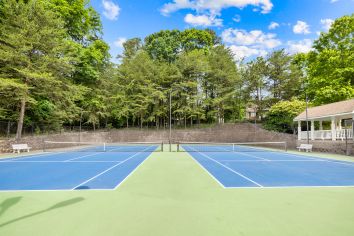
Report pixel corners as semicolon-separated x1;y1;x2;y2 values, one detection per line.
0;0;86;134
266;49;303;101
48;0;102;42
144;29;219;63
264;99;307;133
0;0;106;137
144;30;181;63
0;1;352;137
307;14;354;105
180;28;217;52
72;39;110;84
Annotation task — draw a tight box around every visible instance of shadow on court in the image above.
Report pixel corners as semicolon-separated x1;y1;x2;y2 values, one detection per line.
0;197;22;218
0;197;84;228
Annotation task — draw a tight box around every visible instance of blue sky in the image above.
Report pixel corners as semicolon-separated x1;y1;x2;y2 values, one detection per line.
89;0;354;62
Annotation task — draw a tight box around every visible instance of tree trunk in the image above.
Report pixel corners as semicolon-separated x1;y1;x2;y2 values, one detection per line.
16;98;26;140
126;117;129;128
7;121;11;137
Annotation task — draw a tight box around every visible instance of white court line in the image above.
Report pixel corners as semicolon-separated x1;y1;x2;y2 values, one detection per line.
232;151;270;161
63;152;105;162
0;160;122;163
216;145;354;167
105;145;152;152
187;146;263;187
113;152;152;189
215;159;325;162
224;185;354;189
1;151;68;161
185;150;226;189
1;184;353;192
71;146;151;190
213;146;270;161
266;151;354;167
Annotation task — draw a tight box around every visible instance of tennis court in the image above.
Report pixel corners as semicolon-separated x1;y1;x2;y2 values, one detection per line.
0;142;162;191
180;142;354;188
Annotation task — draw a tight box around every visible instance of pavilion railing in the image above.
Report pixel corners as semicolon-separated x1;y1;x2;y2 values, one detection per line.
300;129;353;140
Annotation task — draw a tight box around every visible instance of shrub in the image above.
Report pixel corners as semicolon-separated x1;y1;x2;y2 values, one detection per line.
263;99;307;133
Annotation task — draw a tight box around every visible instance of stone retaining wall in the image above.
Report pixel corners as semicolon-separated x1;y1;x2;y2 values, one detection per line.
0;123;298;153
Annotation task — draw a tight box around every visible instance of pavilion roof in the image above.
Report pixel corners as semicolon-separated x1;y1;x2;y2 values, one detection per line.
294;99;354;121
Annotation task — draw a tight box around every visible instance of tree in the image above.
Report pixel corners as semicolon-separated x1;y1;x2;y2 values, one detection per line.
144;30;181;63
48;0;102;43
0;0;84;139
118;38;142;61
118;51;161;128
176;50;209;125
243;57;268;119
180;29;218;52
307;14;354;105
205;45;239;123
266;49;302;101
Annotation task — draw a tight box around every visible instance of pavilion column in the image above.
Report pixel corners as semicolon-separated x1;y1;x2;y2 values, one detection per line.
331;117;336;141
352;114;354;141
338;119;342;130
311;120;315;140
298;121;301;140
319;120;323;140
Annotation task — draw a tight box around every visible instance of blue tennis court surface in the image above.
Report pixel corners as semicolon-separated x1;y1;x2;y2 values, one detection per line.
0;146;156;191
183;145;354;188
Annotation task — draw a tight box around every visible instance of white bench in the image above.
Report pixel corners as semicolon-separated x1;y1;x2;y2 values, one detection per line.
12;144;32;153
297;144;313;152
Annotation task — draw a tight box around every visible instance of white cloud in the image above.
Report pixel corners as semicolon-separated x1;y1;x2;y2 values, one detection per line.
222;28;281;49
330;0;339;3
233;14;241;22
114;37;127;48
268;21;279;30
229;45;267;60
161;0;273;16
184;13;223;27
222;28;281;60
102;0;120;20
320;18;334;31
287;39;313;54
293;20;310;34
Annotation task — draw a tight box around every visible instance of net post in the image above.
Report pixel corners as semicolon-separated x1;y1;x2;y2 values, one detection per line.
285;142;287;152
232;143;235;152
177;142;179;152
103;142;106;152
161;142;164;152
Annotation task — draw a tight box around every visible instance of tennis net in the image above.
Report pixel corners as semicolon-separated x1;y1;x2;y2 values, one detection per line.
177;141;287;152
43;141;163;152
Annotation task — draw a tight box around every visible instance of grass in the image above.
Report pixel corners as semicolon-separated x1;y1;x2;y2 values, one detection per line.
1;151;354;235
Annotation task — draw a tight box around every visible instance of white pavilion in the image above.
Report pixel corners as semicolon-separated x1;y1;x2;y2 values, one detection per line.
294;99;354;141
